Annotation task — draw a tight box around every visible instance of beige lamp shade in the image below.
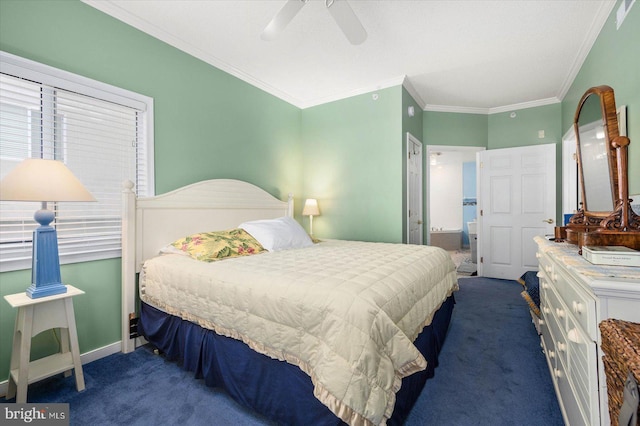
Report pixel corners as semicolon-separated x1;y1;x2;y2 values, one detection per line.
0;159;95;202
0;158;95;299
302;198;320;216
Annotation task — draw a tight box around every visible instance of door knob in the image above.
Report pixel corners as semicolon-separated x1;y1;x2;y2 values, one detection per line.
543;218;554;224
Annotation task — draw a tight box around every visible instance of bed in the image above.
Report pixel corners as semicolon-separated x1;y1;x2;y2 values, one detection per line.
121;179;459;426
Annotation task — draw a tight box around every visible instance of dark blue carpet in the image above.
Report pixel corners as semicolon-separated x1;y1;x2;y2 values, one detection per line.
2;277;563;425
406;277;563;425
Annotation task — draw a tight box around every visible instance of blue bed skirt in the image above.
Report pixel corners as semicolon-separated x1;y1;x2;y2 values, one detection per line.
139;294;455;425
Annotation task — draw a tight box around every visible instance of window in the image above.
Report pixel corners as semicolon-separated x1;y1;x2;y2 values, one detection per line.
0;51;154;272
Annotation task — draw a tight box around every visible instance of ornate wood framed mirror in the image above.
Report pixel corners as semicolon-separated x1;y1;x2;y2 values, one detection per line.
556;85;640;251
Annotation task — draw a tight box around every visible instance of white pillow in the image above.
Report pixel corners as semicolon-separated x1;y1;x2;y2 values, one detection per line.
239;216;313;252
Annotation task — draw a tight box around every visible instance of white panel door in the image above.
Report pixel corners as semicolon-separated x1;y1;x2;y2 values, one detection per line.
407;133;423;244
478;144;556;279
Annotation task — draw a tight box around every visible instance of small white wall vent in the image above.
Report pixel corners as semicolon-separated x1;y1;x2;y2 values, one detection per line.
616;0;636;29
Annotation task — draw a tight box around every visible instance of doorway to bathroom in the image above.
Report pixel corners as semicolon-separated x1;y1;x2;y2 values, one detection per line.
426;145;485;274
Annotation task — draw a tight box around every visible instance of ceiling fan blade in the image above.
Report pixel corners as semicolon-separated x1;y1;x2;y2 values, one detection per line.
326;0;367;45
261;0;307;41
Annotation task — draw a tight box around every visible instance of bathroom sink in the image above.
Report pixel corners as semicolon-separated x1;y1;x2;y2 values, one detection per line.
467;221;477;234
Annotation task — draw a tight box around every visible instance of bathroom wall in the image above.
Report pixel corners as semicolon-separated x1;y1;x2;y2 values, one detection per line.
428;148;480;248
429;151;464;231
462;161;477;246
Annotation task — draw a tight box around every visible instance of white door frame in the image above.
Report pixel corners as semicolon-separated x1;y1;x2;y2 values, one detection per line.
406;132;423;244
425;145;485;246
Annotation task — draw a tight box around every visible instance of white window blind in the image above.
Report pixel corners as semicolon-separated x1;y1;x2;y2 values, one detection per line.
0;52;154;272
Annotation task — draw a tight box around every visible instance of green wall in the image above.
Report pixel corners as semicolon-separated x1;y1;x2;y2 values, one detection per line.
0;0;301;382
402;88;424;142
423;111;488;147
0;260;121;365
562;0;640;195
1;0;638;387
301;87;403;242
487;104;562;149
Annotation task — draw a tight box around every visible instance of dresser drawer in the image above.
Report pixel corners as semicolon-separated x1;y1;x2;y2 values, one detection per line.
566;314;599;424
554;266;597;339
537;251;554;279
541;286;568;368
555;354;589;426
541;321;563;372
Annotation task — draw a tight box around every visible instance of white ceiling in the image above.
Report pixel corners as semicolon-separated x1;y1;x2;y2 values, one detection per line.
83;0;616;113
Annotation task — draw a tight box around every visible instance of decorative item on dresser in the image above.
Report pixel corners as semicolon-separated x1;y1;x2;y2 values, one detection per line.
535;236;640;425
554;85;640;252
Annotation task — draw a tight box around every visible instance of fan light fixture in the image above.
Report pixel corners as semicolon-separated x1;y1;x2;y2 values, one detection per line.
262;0;367;45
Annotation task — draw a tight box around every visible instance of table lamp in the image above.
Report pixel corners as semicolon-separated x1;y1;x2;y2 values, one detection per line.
302;198;320;236
0;159;96;298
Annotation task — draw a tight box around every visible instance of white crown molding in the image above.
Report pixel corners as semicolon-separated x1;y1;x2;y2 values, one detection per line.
424;96;561;115
81;0;305;108
424;104;490;114
298;75;406;109
82;0;613;114
488;97;561;114
556;0;616;101
401;77;426;110
83;0;406;110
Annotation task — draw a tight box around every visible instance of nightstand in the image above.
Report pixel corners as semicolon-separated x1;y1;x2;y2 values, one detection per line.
4;285;85;403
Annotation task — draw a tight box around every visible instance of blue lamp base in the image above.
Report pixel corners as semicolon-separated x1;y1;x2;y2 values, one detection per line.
26;281;67;298
27;208;66;299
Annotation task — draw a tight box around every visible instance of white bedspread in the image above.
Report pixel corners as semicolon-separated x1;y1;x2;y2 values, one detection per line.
140;239;458;426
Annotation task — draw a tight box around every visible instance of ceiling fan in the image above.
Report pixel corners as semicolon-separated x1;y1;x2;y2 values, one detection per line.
261;0;367;45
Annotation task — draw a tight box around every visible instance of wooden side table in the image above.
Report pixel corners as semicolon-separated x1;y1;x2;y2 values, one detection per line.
4;285;85;403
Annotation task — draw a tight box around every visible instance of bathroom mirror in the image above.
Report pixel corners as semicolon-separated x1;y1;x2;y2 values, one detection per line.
558;85;640;251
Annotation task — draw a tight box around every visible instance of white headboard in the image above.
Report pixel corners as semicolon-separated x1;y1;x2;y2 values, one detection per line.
121;179;293;352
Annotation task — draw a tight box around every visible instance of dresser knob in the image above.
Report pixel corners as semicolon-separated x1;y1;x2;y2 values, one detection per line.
572;301;584;315
568;328;581;343
555;308;565;318
557;342;566;352
548;349;555;359
554;368;563;378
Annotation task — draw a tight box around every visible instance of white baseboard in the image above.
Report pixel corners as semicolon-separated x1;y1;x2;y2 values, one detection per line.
0;341;122;398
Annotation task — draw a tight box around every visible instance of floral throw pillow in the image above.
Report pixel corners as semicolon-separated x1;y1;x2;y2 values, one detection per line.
170;228;265;262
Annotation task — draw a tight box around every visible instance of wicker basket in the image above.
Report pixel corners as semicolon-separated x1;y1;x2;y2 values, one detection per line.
599;319;640;426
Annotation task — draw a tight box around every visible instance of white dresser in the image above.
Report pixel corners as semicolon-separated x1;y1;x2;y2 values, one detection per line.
535;236;640;425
